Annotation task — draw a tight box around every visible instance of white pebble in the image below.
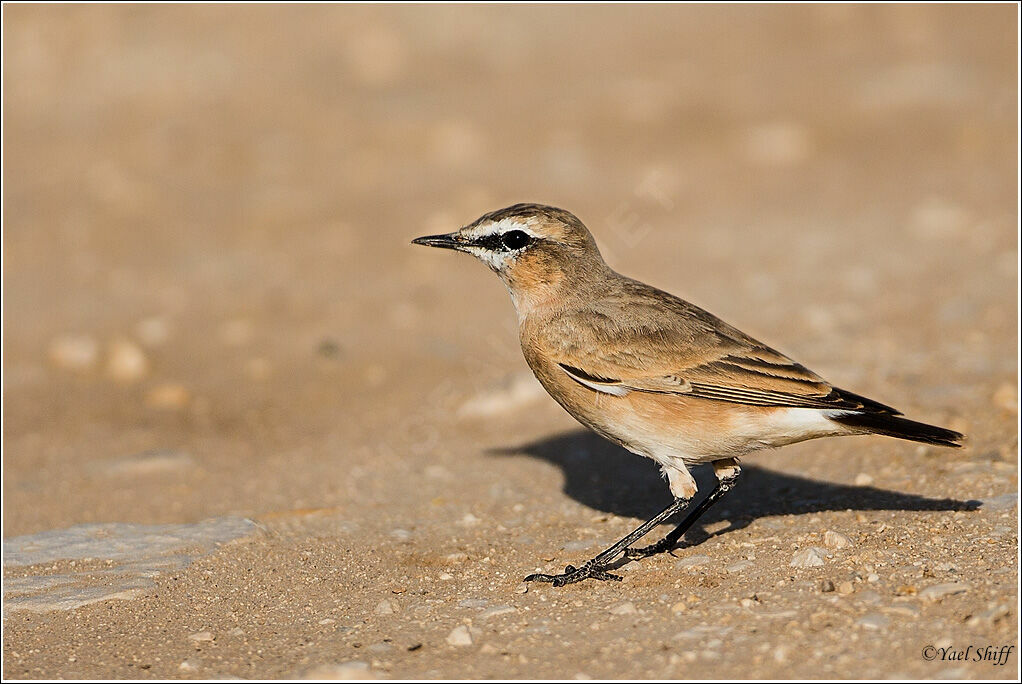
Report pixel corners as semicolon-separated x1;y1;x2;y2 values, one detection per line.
856;613;889;630
909;197;970;240
48;334;99;371
609;601;637;615
301;660;372;679
456;372;544;418
480;605;516;619
823;530;853;549
374;599;395;615
919;582;969;601
992;383;1017;412
446;625;473;647
854;473;874;486
458;598;489;609
106;338;149;382
790;547;828;568
188;630;214;642
675;554;711;570
726;560;753;573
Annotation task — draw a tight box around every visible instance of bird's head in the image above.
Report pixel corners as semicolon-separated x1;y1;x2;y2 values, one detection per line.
413;204;609;313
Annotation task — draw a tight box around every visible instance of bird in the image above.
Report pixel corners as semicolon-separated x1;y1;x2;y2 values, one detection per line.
412;203;964;587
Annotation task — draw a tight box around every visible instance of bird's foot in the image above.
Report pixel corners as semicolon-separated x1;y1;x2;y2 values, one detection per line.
623;539;674;560
524;560;622;587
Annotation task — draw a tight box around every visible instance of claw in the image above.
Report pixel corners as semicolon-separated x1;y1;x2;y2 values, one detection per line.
623;541;668;560
524;561;621;586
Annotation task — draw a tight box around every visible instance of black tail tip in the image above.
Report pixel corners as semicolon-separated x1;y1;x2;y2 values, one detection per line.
832;413;965;448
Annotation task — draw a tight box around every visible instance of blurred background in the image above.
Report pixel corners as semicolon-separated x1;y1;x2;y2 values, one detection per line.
3;4;1016;537
3;6;1018;679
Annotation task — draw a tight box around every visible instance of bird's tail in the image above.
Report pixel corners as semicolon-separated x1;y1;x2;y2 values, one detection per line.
831;412;964;448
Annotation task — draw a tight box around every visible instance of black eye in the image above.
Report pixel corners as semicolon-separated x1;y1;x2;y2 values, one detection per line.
501;230;531;250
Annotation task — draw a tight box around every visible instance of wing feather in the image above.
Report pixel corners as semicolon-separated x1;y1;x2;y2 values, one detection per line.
544;278;899;415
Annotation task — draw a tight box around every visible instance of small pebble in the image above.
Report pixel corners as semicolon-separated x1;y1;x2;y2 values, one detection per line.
561;540;594;552
675;555;711;570
374;600;395;615
48;334;99;371
301;661;372;679
856;613;889;630
790;547;827;568
178;660;199;673
820;579;836;593
458;598;489;609
480;605;516;619
919;582;969;602
106;338;149;382
854;473;874;486
514;583;529;594
823;531;853;549
446;625;473;647
992;383;1017;412
135;317;171;346
726;560;753;573
965;603;1011;627
671;601;688;614
188;631;214;642
609;601;637;615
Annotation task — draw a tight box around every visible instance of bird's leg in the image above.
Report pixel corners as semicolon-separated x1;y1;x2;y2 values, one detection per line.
524;495;691;587
624;459;742;560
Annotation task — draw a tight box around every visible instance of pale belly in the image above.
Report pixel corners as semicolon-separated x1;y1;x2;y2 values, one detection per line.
530;359;848;468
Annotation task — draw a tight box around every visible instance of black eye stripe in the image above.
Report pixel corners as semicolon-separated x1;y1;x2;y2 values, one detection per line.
472;230;534;252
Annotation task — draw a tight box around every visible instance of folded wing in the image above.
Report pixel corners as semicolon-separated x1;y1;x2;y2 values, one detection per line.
548;280;899;415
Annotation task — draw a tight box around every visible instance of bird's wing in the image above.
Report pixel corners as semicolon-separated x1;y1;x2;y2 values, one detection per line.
546;282;898;414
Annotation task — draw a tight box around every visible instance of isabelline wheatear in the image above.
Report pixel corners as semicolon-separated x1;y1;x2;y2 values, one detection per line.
413;203;963;587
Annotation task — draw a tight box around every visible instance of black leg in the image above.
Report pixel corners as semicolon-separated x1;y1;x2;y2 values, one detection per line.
624;470;741;560
525;495;691;587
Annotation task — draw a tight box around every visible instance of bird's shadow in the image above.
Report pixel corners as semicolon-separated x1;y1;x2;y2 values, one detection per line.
491;430;979;544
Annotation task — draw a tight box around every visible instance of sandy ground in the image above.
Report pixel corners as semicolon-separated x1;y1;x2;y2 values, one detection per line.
2;4;1018;679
